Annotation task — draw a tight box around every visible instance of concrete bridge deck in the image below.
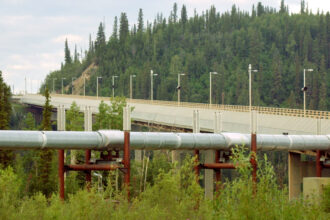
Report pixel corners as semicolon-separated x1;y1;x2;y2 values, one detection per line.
17;94;330;135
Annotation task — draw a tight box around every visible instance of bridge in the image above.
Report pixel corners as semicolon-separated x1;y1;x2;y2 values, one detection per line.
17;93;330;134
14;93;330;199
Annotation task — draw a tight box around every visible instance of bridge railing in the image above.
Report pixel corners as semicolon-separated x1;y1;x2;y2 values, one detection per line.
50;94;330;119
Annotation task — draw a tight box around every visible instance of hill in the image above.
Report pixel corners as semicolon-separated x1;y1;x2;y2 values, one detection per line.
42;1;330;110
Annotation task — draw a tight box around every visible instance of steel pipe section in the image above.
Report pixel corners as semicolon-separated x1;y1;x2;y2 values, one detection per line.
0;130;330;151
0;130;104;150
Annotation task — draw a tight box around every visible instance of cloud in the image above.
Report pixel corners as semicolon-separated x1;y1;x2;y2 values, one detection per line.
0;0;329;94
52;34;84;44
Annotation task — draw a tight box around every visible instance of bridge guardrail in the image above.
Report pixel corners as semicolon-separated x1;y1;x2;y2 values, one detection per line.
45;94;330;119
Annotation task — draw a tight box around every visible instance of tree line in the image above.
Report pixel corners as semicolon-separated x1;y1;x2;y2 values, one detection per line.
42;1;330;111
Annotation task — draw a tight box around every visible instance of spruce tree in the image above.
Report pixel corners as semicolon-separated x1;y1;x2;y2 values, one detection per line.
38;87;55;196
64;39;72;65
138;9;144;32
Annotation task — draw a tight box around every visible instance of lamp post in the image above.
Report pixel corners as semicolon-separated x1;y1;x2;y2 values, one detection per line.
52;78;56;93
61;78;66;95
112;75;118;98
130;74;136;99
96;76;102;99
302;68;313;117
150;70;158;101
248;64;258;113
71;77;76;95
209;72;218;105
177;73;185;105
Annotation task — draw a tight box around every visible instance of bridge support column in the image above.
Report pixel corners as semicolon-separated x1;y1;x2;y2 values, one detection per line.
84;106;92;188
316;119;322;177
204;150;214;199
250;111;258;193
205;111;222;199
135;150;142;162
193;110;200;182
57;106;66;199
215;150;221;192
123;106;131;199
194;150;200;183
58;150;65;200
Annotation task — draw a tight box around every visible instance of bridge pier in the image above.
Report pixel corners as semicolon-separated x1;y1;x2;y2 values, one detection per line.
288;119;330;199
57;105;66;200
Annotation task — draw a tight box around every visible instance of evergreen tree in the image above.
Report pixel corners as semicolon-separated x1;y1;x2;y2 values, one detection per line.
38;87;55;197
112;16;118;39
95;22;106;65
138;9;144;32
180;5;188;26
119;13;129;45
64;39;72;65
24;112;36;130
66;101;83;131
171;3;178;23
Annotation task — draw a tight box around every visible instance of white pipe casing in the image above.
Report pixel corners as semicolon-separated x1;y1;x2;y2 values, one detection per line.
0;130;329;151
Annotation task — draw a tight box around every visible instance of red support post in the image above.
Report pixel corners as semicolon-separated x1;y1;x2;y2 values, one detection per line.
316;150;322;177
123;131;130;198
251;133;257;191
58;150;65;200
67;164;120;171
194;150;200;182
202;163;236;169
85;150;91;188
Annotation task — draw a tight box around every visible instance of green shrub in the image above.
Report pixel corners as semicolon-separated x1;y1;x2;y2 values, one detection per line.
0;147;329;219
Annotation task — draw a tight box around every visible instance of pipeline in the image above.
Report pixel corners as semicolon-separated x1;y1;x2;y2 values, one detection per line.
0;130;329;151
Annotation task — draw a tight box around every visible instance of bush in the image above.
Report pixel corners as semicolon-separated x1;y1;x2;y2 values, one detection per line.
0;147;329;219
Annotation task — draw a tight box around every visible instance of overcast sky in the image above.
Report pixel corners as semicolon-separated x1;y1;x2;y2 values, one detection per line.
0;0;329;94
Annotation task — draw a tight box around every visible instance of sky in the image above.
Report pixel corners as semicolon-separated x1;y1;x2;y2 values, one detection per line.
0;0;329;94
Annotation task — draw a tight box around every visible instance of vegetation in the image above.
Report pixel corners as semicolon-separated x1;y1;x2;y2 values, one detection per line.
38;88;57;196
93;96;128;130
0;70;13;168
42;0;330;111
0;146;328;219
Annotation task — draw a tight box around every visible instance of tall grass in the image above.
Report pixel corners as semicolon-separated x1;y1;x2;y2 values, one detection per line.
0;147;329;219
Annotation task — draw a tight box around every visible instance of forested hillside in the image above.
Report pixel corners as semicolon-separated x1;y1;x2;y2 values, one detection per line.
43;0;330;110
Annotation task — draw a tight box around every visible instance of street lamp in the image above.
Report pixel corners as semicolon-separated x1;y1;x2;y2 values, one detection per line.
209;72;218;105
96;76;102;99
248;64;258;113
150;70;158;101
52;78;56;93
71;77;76;95
302;68;313;117
112;75;118;98
61;78;66;95
130;74;136;99
177;73;185;105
